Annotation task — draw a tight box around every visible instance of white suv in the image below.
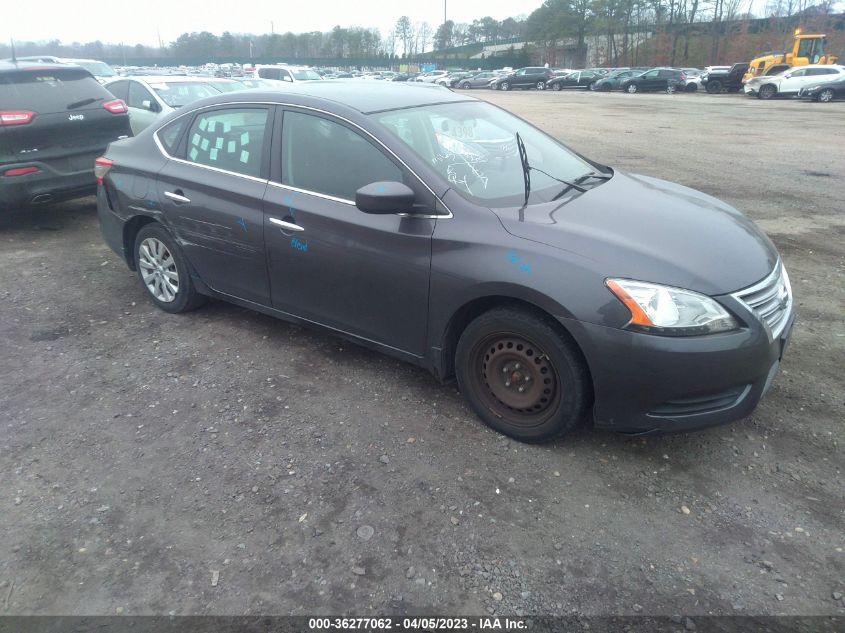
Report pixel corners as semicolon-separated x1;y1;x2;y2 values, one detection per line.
744;64;845;99
415;70;449;83
252;65;322;83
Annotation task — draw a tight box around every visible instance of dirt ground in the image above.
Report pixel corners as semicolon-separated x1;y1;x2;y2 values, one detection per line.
1;89;842;617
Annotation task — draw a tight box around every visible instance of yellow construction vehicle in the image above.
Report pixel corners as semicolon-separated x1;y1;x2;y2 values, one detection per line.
742;31;838;83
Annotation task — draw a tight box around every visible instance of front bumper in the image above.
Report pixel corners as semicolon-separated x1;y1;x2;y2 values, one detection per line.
0;160;96;210
744;84;760;95
561;309;794;434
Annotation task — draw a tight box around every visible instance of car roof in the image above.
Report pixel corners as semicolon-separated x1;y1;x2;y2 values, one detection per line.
219;80;475;114
0;60;91;75
110;75;226;83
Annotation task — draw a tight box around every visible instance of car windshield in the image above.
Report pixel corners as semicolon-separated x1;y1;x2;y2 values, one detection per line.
207;80;243;93
150;81;221;107
375;101;598;207
74;61;116;77
292;69;321;80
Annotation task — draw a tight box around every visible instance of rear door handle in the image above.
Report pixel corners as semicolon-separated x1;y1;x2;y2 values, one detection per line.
269;217;305;232
164;190;191;204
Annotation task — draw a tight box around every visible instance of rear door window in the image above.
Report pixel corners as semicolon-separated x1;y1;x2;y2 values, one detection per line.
0;67;113;113
184;107;269;178
258;68;281;80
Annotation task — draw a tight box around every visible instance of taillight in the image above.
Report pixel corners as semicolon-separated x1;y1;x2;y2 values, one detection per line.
680;72;687;80
103;99;128;114
3;166;40;177
94;157;113;185
0;111;35;126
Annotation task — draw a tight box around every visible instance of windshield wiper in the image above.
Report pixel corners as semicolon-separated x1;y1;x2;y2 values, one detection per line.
516;132;585;207
575;171;612;183
66;97;103;110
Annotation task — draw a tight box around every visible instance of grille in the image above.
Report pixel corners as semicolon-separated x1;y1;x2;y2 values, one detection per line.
733;261;792;338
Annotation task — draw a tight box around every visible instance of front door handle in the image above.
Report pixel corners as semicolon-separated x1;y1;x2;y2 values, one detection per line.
269;217;305;232
164;190;191;204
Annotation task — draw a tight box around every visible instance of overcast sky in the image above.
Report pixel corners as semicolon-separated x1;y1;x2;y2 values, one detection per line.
7;0;542;46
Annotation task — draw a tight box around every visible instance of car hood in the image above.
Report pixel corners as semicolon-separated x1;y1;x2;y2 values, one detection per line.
490;172;778;296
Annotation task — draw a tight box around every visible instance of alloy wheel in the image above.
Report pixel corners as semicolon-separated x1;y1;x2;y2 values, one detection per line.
819;89;834;103
138;237;179;303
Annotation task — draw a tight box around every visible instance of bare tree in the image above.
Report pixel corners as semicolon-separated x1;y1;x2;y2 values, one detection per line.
395;16;414;57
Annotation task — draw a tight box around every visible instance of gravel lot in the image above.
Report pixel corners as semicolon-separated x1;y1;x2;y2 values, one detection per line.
1;90;843;617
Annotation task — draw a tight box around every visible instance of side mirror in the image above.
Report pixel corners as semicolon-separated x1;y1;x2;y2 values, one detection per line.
355;181;415;214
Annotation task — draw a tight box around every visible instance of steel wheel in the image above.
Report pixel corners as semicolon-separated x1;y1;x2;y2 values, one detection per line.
819;89;834;103
467;333;562;428
138;237;179;303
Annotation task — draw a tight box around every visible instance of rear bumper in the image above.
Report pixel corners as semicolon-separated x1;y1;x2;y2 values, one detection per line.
561;312;794;434
0;160;96;210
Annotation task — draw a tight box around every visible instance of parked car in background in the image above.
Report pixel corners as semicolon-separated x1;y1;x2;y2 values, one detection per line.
548;69;603;90
492;67;555;91
1;61;130;210
680;68;703;91
797;73;845;101
415;70;449;83
252;65;322;83
96;81;793;442
104;76;222;135
621;68;687;93
391;73;417;82
744;64;845;99
437;72;473;87
61;59;118;83
591;69;640;91
455;71;502;89
701;63;749;93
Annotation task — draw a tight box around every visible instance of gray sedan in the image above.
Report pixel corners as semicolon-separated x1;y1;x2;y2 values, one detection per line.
455;71;502;89
95;81;792;442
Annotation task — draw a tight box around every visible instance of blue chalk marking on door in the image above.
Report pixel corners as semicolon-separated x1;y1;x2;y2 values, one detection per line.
290;237;308;252
376;185;386;193
237;217;247;232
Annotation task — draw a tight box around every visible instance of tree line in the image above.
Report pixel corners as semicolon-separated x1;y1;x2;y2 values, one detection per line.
1;2;841;68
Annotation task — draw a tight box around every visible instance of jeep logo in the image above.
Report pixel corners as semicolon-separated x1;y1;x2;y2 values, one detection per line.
68;114;85;121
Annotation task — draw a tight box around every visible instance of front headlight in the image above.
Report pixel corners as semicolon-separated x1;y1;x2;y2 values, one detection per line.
606;279;738;336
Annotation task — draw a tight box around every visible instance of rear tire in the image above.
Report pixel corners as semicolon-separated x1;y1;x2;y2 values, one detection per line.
455;306;591;442
500;81;511;91
134;224;206;314
818;88;834;103
626;83;638;94
459;81;472;89
536;81;546;90
685;83;697;92
551;82;561;91
705;80;722;94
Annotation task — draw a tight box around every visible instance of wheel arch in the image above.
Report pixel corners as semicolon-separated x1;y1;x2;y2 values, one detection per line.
122;214;159;271
435;293;593;394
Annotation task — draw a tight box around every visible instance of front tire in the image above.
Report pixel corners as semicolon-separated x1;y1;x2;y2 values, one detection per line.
536;81;546;90
500;81;511;91
134;224;205;314
625;83;638;94
758;84;776;100
705;80;723;94
551;82;561;91
459;81;472;89
455;306;591;442
685;83;697;92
